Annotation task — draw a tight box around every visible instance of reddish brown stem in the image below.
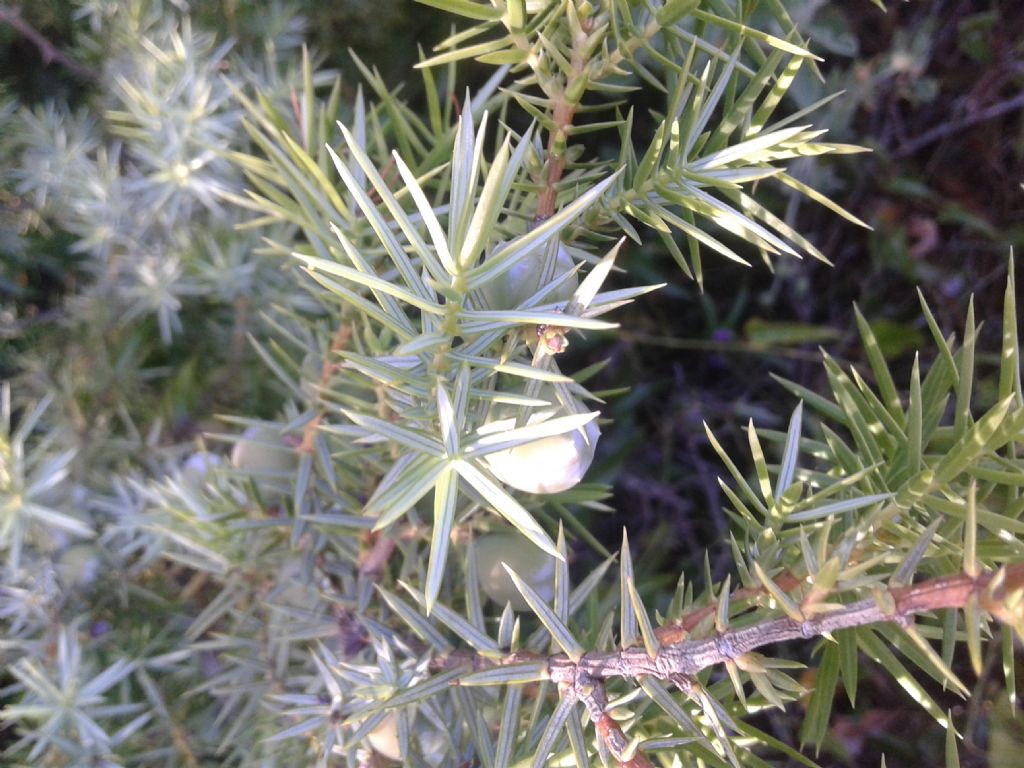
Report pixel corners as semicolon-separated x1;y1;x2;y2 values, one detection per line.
535;101;577;220
571;670;654;767
534;17;592;220
595;713;654;768
358;531;398;580
298;323;352;454
656;570;803;644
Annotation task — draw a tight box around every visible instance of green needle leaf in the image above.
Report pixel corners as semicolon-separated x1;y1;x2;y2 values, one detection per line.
465;171;622;290
998;257;1021;402
426;467;459;613
466;412;598;459
776;401;803;501
530;696;576;768
620;529;638;648
458;662;548;687
453;459;559;558
392;150;457;275
627;578;661;659
415;0;503;21
752;561;804;622
494;685;523;768
367;453;448;528
504;564;583;661
436;380;459;458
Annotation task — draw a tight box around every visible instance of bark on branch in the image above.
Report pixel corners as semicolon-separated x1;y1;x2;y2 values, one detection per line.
440;564;1024;767
556;565;1024;682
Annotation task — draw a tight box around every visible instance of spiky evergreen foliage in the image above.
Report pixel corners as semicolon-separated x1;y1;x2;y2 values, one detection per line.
1;1;1022;767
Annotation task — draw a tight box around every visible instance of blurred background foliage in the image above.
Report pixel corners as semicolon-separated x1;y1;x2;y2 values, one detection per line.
1;0;1023;765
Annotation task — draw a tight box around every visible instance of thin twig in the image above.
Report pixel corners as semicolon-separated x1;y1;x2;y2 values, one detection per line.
572;672;654;767
0;5;100;82
618;330;827;363
228;295;250;369
298;323;352;453
535;99;577;220
655;570;803;644
894;92;1024;158
535;16;593;220
358;532;397;580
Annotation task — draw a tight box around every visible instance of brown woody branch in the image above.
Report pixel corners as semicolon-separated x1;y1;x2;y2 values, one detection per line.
655;569;803;645
548;565;1024;683
438;564;1024;767
569;670;654;768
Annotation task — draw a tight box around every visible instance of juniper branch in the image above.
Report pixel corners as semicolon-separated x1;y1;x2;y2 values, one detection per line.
435;565;1024;680
535;10;594;219
432;564;1024;766
655;569;802;644
547;564;1024;682
567;669;654;767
